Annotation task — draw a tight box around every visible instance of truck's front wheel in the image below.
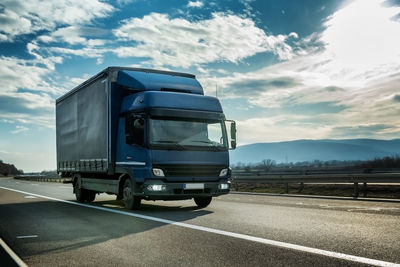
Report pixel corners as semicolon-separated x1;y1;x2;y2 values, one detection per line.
123;178;141;210
85;191;96;202
194;196;212;208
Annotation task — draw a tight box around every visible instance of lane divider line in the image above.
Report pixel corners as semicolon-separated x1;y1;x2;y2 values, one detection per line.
0;238;28;267
16;235;38;239
24;196;38;199
0;186;398;267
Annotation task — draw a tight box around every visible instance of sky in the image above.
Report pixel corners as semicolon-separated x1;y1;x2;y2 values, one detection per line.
0;0;400;172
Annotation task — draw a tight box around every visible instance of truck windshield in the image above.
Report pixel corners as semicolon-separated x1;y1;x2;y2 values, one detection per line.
149;118;227;151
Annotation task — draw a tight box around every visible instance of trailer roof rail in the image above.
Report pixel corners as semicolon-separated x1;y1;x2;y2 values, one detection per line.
56;66;197;103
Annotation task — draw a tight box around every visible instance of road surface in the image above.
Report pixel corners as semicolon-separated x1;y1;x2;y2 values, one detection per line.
0;177;399;266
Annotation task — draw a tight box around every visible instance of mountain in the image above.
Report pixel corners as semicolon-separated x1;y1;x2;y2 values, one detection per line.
229;139;400;164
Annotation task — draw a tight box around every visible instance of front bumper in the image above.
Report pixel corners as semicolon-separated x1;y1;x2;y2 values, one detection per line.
141;180;230;200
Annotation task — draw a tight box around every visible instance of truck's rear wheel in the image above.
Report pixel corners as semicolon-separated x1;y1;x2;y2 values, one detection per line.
74;176;96;203
123;179;141;210
74;177;85;202
194;196;212;208
75;185;85;202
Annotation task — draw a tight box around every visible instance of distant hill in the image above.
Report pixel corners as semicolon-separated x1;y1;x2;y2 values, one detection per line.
0;160;23;176
229;139;400;164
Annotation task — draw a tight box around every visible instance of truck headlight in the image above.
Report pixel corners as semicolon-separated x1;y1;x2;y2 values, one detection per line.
219;168;228;177
147;184;166;191
218;183;229;190
153;168;165;177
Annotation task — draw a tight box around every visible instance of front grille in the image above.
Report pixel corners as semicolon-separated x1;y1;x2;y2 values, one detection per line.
155;164;225;177
174;188;212;194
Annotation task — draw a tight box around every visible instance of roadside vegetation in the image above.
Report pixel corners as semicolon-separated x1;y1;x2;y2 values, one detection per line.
0;160;23;177
231;156;400;173
6;156;400;199
231;156;400;199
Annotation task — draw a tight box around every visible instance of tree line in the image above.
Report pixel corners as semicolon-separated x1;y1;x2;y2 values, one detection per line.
232;155;400;172
0;160;23;176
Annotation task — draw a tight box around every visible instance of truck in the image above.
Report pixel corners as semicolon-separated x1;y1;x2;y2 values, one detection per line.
56;67;236;209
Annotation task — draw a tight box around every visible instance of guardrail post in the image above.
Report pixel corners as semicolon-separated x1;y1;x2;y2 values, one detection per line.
363;182;367;197
298;182;304;193
353;182;359;199
284;183;289;194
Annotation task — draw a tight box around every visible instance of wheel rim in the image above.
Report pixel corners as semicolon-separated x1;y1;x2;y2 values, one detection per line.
74;180;84;202
123;180;132;203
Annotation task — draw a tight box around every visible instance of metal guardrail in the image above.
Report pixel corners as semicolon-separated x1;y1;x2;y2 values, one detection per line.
230;172;400;198
231;172;400;184
14;175;72;183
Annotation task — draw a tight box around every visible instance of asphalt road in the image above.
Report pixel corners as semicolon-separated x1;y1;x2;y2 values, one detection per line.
0;177;399;266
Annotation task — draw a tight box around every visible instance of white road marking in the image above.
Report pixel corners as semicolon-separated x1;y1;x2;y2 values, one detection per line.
30;184;39;186
0;238;28;267
24;195;37;199
16;235;38;239
0;186;398;267
58;186;71;189
102;204;123;208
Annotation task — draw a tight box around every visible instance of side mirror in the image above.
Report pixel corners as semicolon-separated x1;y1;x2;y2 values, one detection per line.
134;118;144;129
125;113;136;135
226;120;237;150
231;140;236;149
125;113;145;146
230;121;236;149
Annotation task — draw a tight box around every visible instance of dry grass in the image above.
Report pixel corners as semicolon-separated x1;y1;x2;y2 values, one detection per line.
233;182;400;199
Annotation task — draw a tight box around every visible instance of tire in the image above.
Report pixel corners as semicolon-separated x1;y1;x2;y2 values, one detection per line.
74;175;96;203
194;196;212;208
85;190;96;202
123;178;141;210
74;176;85;202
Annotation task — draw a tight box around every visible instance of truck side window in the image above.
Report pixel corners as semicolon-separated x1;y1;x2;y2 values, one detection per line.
125;114;145;146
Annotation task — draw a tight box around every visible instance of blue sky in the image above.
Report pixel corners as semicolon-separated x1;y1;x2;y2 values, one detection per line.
1;0;400;172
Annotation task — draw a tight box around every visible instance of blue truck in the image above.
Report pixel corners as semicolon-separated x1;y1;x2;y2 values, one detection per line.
56;67;236;209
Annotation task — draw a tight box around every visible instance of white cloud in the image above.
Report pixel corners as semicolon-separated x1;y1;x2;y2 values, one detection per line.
113;12;296;68
33;26;109;66
0;51;79;129
48;46;107;58
321;0;400;72
117;0;136;5
11;125;29;134
239;0;257;18
0;54;64;94
0;0;114;42
0;149;55;172
236;116;331;144
0;56;51;93
96;57;104;65
187;1;204;8
0;150;30;156
42;26;87;45
0;0;116;133
37;26;109;46
0;91;55;128
202;0;400;142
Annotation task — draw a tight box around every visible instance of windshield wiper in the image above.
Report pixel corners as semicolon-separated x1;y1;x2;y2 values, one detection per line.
153;140;185;150
191;140;225;151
